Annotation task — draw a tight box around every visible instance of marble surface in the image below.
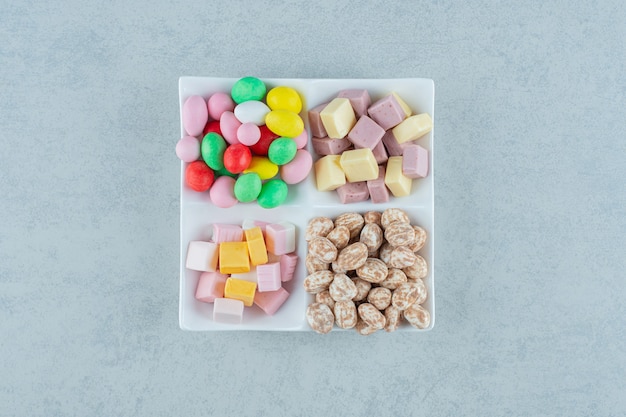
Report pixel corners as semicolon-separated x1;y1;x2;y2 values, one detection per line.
1;1;625;415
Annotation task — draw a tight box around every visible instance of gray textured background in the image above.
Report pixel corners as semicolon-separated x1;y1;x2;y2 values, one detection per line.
1;1;625;416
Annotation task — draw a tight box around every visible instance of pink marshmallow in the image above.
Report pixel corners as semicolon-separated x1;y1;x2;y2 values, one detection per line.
279;253;298;282
265;222;296;255
336;182;370;204
402;144;429;179
366;165;390;204
211;224;243;243
256;262;282;292
195;272;228;303
254;287;290;315
348;115;385;149
213;298;244;324
337;89;371;118
367;94;406;130
311;136;352;156
307;103;328;138
186;241;219;272
381;129;413;157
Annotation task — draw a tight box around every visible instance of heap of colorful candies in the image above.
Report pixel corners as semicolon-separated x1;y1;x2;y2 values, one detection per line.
176;77;313;209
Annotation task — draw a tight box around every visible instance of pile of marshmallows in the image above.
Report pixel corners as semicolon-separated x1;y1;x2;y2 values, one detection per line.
185;221;298;324
309;90;432;204
176;77;312;209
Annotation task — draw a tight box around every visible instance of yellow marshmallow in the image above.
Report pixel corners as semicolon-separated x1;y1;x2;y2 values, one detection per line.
339;148;379;182
385;156;412;197
320;98;356;139
219;242;250;274
391;113;433;144
224;278;257;307
244;227;268;266
314;155;346;191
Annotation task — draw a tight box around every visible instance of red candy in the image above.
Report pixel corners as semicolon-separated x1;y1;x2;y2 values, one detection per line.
249;125;279;156
186;160;215;191
203;120;222;136
223;143;252;174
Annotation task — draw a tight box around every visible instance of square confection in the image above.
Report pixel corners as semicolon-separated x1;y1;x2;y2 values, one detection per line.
392;113;433;144
195;272;228;303
308;102;328;138
339;148;379;183
265;222;296;255
347;115;385;149
314;155;346;191
367;165;390;204
381;129;412;157
256;262;282;292
219;241;250;274
279;253;298;282
402;144;429;179
186;241;219;272
213;298;244;324
254;287;290;315
320;98;356;139
311;136;352;156
211;223;244;243
336;182;370;204
337;89;371;118
385;156;412;197
367;94;406;130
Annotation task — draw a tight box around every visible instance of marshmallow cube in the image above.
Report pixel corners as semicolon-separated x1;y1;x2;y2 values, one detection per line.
370;140;389;165
314;155;346;191
337;89;371;118
336;182;370;204
186;241;219;272
256;262;282;292
320;98;356;139
265;222;296;255
254;287;290;316
402;144;429;179
367;94;406;130
279;253;298;282
367;165;390;204
311;136;352;156
195;272;228;303
230;266;258;283
339;148;379;183
211;224;244;243
347;115;385;149
224;278;257;307
307;102;328;138
381;129;412;157
213;298;244;324
219;242;250;274
385;156;413;197
392;113;433;144
241;219;270;232
245;226;268;266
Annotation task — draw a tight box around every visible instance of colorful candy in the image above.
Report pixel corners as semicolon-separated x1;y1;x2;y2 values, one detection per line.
177;77;312;209
186;220;300;323
223;143;252;174
185;161;214;192
257;179;288;209
267;137;297;165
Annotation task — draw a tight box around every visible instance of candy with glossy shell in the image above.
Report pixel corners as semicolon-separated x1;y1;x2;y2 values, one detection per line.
209;176;238;208
237;123;261;146
219;111;241;145
183;95;208;137
223;143;252;174
268;137;297;165
176;136;200;162
266;86;302;113
201;132;227;171
233;173;262;202
231;77;267;104
185;160;214;192
280;149;312;184
257;179;288;209
208;92;235;120
265;110;304;138
234;100;270;125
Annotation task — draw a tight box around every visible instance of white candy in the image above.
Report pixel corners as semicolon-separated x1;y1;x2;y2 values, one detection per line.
234;100;270;125
213;298;244;324
230;266;258;283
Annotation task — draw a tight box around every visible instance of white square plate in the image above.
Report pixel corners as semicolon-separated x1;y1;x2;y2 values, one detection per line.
179;77;435;331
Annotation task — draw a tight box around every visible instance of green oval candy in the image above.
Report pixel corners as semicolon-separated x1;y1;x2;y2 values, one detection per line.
257;179;288;209
267;137;297;165
214;165;237;178
231;77;266;104
201;132;227;171
233;173;262;203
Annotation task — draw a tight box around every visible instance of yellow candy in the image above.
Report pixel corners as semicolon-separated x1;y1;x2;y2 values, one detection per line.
339;148;379;183
243;156;278;180
392;113;433;144
219;242;250;274
385;156;413;197
314;155;346;191
320;98;356;139
224;278;257;307
391;92;412;117
265;110;304;138
244;226;268;266
266;86;302;113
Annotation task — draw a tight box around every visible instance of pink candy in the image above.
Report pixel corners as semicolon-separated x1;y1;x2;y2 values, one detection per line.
208;92;235;120
176;136;200;162
209;176;238;208
183;95;209;137
220;111;241;145
237;122;261;146
195;272;228;303
280;149;313;185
